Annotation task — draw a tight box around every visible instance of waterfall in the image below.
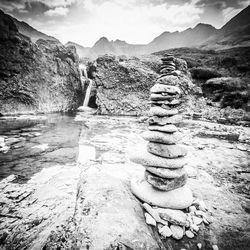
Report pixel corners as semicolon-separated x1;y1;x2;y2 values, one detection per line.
79;64;92;107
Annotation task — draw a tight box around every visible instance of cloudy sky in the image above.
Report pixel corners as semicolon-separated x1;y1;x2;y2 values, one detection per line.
1;0;249;46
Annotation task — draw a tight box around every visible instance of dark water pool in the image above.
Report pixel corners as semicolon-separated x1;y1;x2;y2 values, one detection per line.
0;113;82;182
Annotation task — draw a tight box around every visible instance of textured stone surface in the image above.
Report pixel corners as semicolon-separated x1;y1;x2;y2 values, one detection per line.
148;115;182;125
147;142;187;158
142;130;182;144
150;93;180;101
130;147;186;168
131;178;193;209
156;75;180;85
145;166;186;178
145;171;187;191
148;124;178;133
0;10;82;114
148;106;178;117
157;208;187;226
150;84;181;94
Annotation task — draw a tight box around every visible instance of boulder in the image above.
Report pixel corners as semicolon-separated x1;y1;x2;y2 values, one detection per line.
130;147;186;168
147;142;187;158
74;163;161;250
145;171;187;191
142;130;182;144
131;178;193;209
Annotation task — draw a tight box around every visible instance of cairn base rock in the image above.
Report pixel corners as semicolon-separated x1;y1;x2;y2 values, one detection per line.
131;177;193;209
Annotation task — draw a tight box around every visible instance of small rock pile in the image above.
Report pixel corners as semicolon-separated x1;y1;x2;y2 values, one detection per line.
130;54;212;240
142;198;211;240
130;54;193;209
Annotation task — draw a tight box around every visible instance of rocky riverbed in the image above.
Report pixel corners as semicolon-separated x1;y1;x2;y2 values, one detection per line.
0;114;249;249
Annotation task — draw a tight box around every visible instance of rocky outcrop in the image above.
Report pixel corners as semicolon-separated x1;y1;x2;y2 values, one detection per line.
94;54;194;115
0;10;83;114
202;77;250;110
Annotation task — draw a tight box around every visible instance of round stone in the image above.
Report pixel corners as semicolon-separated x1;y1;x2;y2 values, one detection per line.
148;115;182;126
147;142;187;158
145;171;187;191
142;130;182;144
148;124;178;133
129;147;186;168
156;75;179;85
148;107;178;117
150;93;180;101
150;84;181;95
131;178;193;209
170;225;184;240
145;166;186;179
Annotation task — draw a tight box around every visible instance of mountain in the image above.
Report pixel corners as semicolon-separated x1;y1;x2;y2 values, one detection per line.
67;5;250;58
3;12;60;43
201;5;250;49
65;41;90;59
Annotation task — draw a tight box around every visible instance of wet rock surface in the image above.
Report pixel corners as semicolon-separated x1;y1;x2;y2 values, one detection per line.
0;114;249;249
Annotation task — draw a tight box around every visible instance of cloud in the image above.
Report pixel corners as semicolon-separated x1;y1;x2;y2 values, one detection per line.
44;6;69;16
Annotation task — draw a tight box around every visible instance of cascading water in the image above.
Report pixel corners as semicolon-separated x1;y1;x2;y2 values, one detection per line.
78;64;96;113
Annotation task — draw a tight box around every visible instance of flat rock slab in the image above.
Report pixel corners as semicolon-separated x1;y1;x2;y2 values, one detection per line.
145;166;186;178
148;115;182;126
74;162;162;250
130;147;186;168
148;106;178;117
131;177;193;209
142;130;182;144
147;142;187;158
148;124;178;133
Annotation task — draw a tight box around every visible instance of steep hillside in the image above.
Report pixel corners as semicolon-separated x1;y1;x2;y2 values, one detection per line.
65;41;90;60
0;10;83;114
0;10;60;43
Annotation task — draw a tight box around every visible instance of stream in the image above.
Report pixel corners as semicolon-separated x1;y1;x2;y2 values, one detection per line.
0;113;249;249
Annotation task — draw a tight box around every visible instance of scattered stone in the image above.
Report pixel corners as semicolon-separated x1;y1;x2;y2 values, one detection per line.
157;208;187;226
197;243;202;249
212;245;219;250
148;115;182;126
185;230;195;238
130;148;186;168
148;124;178;133
131;178;193;209
142;130;182;144
170;225;184;240
198;200;207;211
190;224;199;232
142;203;168;225
147;142;187;158
193;216;203;225
145;171;187;191
145;212;156;226
145;166;186;179
189;206;197;213
158;225;172;238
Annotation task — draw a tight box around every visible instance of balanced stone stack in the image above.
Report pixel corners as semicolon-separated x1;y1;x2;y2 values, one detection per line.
130;54;193;210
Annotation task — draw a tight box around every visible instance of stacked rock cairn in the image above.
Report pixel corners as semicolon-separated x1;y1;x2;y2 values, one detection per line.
130;54;211;241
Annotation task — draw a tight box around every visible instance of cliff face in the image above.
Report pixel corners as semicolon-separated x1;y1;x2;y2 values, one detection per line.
0;10;83;114
94;55;194;116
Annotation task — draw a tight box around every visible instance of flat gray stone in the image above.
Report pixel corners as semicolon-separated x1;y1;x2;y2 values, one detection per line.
147;142;187;158
145;166;186;178
131;178;193;209
150;93;180;101
156;208;187;226
148;124;178;133
145;171;187;191
142;130;182;144
130;147;186;168
148;115;182;125
156;75;179;85
150;84;181;95
148;106;178;117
